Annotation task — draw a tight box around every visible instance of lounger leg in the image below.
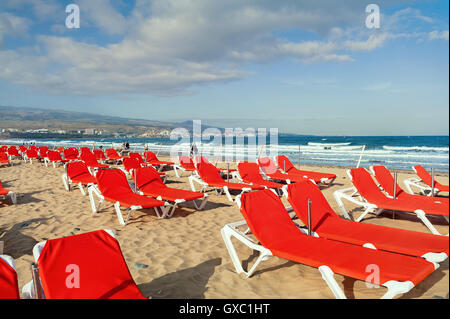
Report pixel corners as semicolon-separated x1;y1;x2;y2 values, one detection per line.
61;174;70;191
154;206;167;219
78;183;86;196
223;186;234;202
88;187;102;213
8;191;17;205
355;206;374;222
415;210;443;235
221;224;272;278
193;196;208;210
333;193;352;220
318;266;347;299
189;176;196;192
166;204;177;218
114;202;126;225
381;281;415;299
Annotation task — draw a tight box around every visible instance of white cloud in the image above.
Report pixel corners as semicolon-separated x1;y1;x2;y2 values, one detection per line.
0;1;448;96
428;30;449;41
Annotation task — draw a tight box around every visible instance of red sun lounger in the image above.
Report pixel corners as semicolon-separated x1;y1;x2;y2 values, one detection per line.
88;169;166;225
143;152;174;171
7;146;21;159
0;152;11;166
135;166;208;217
195;156;237;172
0;255;20;299
404;165;449;196
334;168;449;235
286;180;448;263
129;152;146;165
44;150;69;167
105;148;125;163
123;157;166;179
80;151;109;171
63;147;79;161
38;146;49;158
24;148;42;164
370;165;449;207
189;162;264;202
173;156;197;177
0;180;17;204
21;229;146;299
258;157;306;183
276;155;336;185
62;161;97;196
236;161;284;192
93;149;107;161
222;189;439;299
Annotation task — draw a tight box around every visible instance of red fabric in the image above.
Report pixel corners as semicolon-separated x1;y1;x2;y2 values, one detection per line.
105;148;125;160
195;156;235;172
136;166;204;202
237;162;283;189
373;166;448;206
96;169;164;208
26;149;41;159
67;161;97;185
414;165;449;192
7;146;20;157
258;157;306;182
19;145;27;152
144;152;174;165
0;256;20;299
123;157;142;173
36;230;145;299
276;155;336;182
64;148;79;160
129;152;146;164
56;147;65;153
240;189;435;286
197;162;263;190
80;151;109;169
0;152;10;164
47;150;68;163
93;149;107;160
351;168;448;216
287;180;449;258
179;156;196;171
0;180;11;196
38;146;49;157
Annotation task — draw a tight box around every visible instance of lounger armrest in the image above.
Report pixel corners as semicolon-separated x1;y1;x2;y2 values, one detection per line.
333;187;377;220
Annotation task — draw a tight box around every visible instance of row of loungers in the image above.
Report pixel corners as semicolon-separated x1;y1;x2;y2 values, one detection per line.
222;180;449;299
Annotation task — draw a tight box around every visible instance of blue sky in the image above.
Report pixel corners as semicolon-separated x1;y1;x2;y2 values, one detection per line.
0;0;448;135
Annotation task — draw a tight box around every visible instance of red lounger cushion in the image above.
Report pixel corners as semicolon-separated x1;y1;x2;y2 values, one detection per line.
197;162;263;190
36;230;145;299
414;165;449;192
136;166;204;202
67;161;97;185
351;168;448;216
258;157;306;182
179;156;196;171
144;152;174;165
0;256;20;299
276;155;336;182
240;189;436;287
237;162;283;189
96;169;164;208
287;180;449;259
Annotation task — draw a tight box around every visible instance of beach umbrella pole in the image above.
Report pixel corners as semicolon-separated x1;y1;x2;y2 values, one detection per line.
298;145;300;169
307;198;312;236
393;172;397;199
356;145;366;168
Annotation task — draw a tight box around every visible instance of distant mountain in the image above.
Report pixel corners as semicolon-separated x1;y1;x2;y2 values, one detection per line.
0;106;229;139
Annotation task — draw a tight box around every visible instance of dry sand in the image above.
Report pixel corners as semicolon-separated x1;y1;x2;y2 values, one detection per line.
0;154;448;299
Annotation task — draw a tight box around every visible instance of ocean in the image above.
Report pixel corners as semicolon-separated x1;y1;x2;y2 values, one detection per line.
1;135;448;172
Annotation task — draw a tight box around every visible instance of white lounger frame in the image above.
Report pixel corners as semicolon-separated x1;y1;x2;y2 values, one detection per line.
61;166;93;196
188;174;254;202
88;184;169;225
333;170;448;236
404;166;447;197
22;229;116;299
0;189;17;205
221;196;438;299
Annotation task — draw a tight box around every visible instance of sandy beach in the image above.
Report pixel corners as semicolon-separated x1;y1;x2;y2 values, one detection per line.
1;155;448;299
